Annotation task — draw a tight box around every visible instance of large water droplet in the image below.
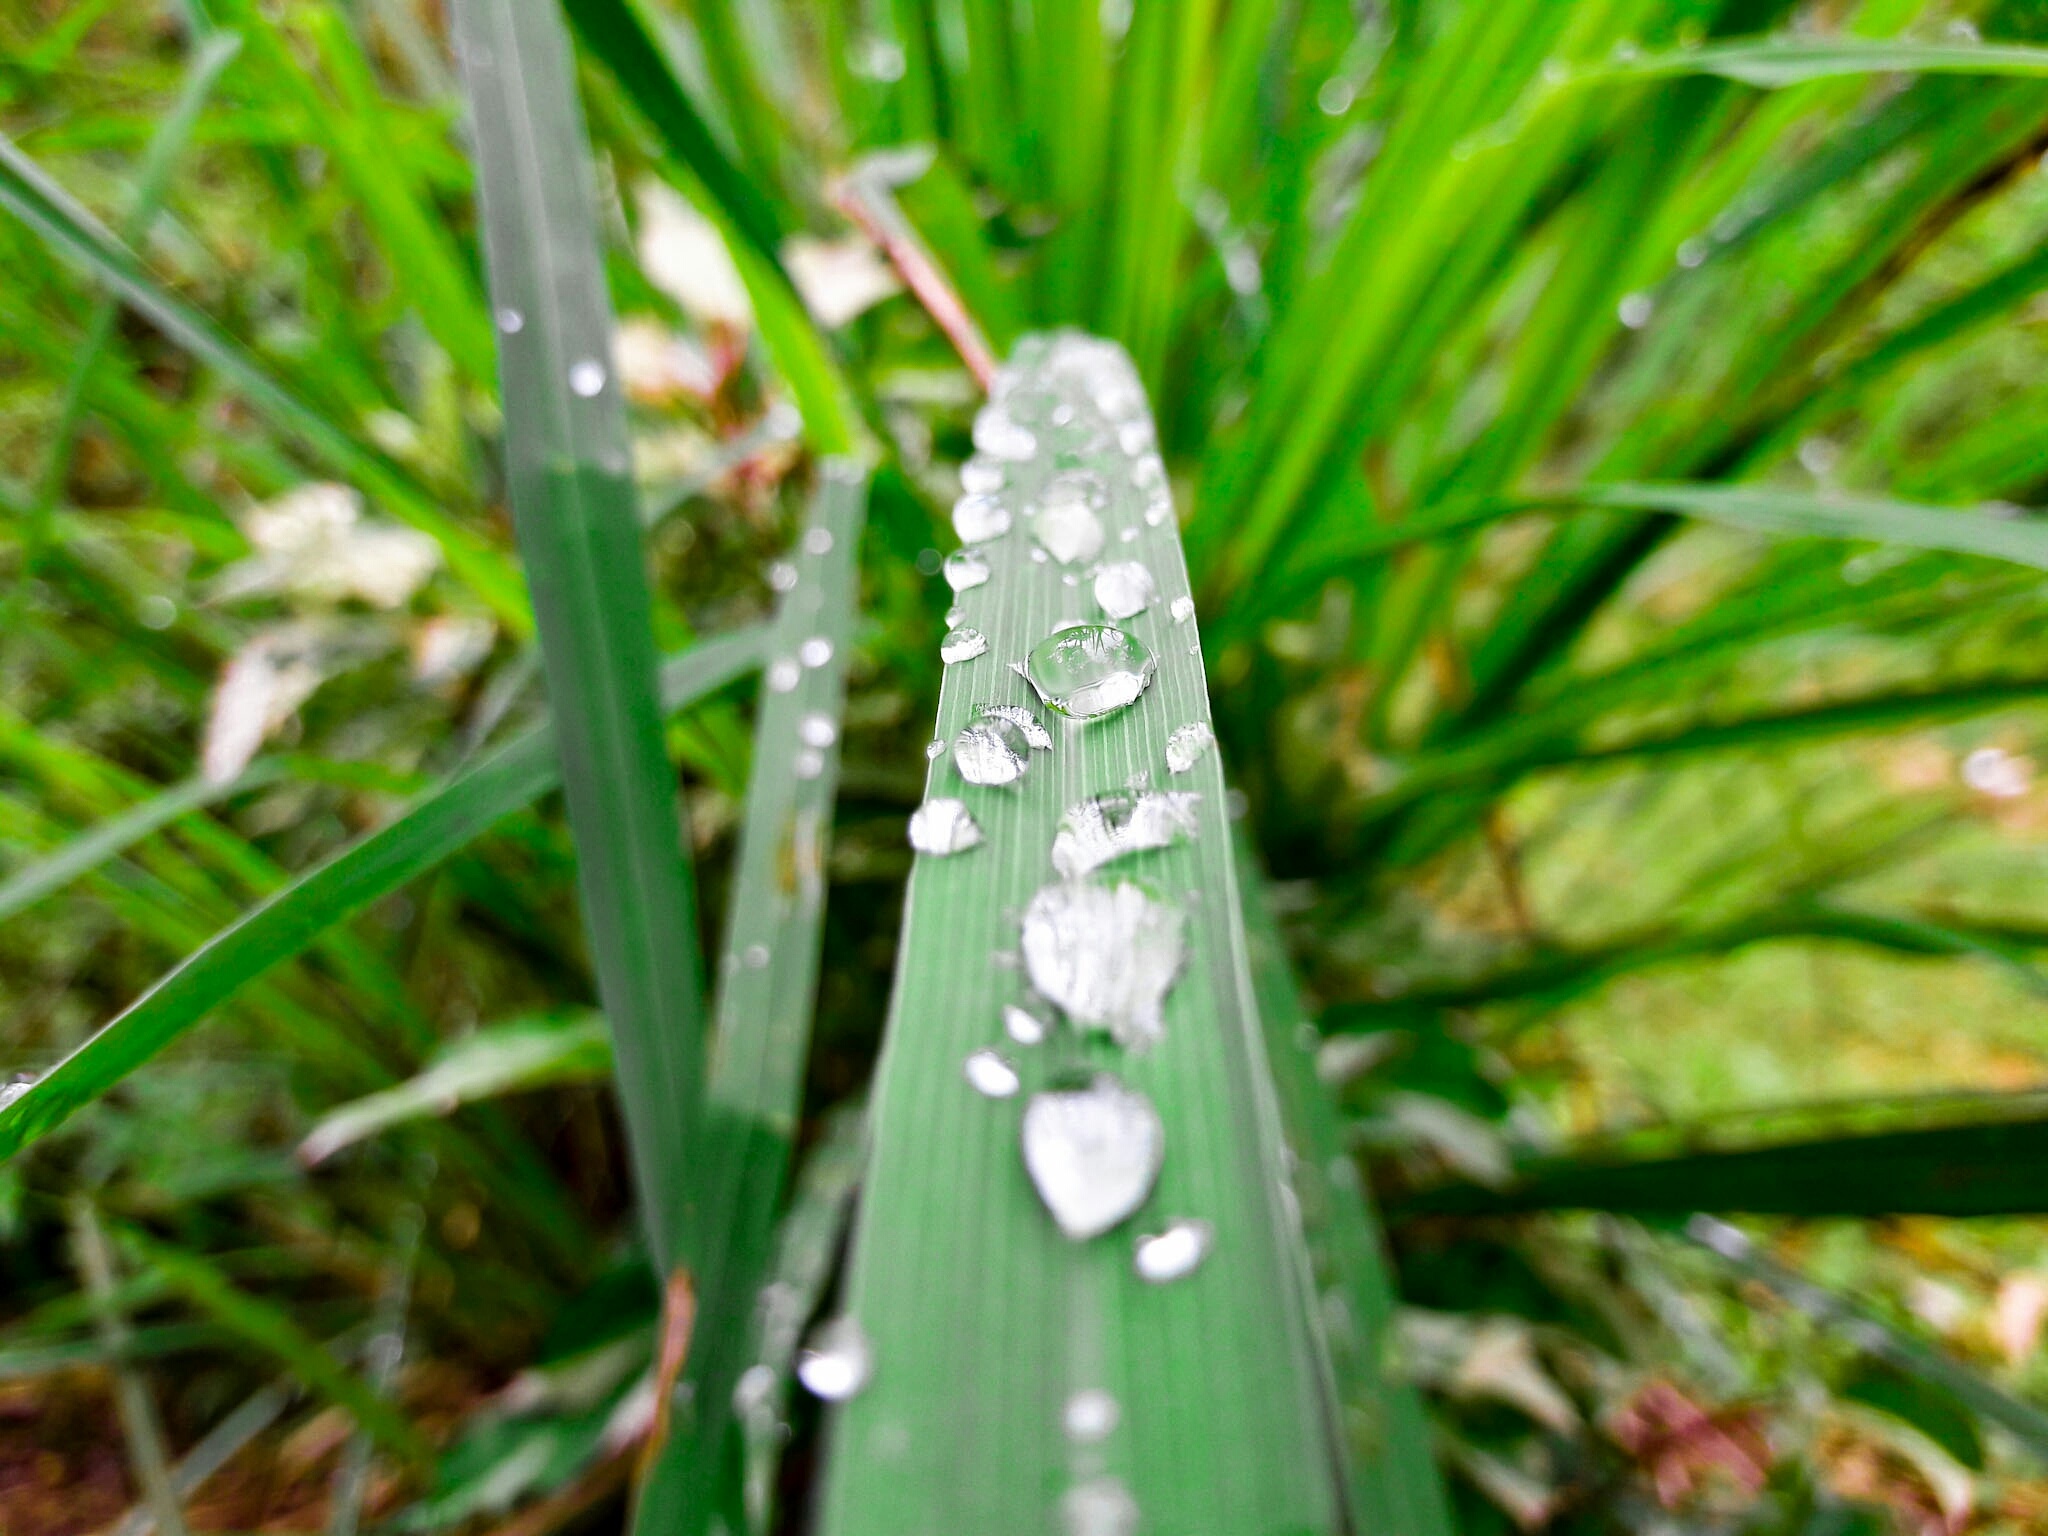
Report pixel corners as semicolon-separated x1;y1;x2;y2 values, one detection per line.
940;627;988;665
1021;880;1186;1048
943;549;991;592
960;457;1005;495
973;405;1037;460
953;494;1013;544
1165;721;1215;774
798;712;838;748
1170;595;1195;624
1062;1476;1140;1536
1023;626;1157;721
0;1074;35;1110
568;358;607;397
964;1049;1021;1098
1021;1075;1164;1241
1003;1003;1048;1045
1063;1388;1120;1443
796;1316;874;1401
954;715;1033;786
909;799;982;856
1034;486;1105;566
1093;562;1156;620
981;703;1051;749
1050;791;1199;879
1134;1218;1214;1283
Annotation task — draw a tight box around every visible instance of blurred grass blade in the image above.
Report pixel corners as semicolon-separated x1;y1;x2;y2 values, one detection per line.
125;1232;432;1470
818;335;1341;1535
1241;853;1454;1535
0;629;763;1164
1612;36;2048;88
454;0;711;1271
327;1208;422;1536
631;462;868;1534
299;1014;613;1166
1686;1215;2048;1461
0;130;527;629
112;1376;297;1536
835;151;998;386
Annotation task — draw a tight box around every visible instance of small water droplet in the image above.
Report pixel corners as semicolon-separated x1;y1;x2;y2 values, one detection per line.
981;704;1052;749
953;494;1013;544
1050;791;1200;878
925;739;947;761
960;458;1005;494
1116;420;1153;456
568;358;607;396
944;549;991;592
743;943;771;968
0;1074;36;1110
1021;880;1186;1048
908;797;983;855
940;627;988;664
1003;1003;1048;1045
1061;1476;1139;1536
732;1362;778;1417
1170;595;1195;624
1034;487;1106;565
794;748;825;779
945;605;967;627
1677;236;1708;269
767;658;802;693
1119;526;1139;543
1030;547;1051;564
799;636;834;668
798;712;838;748
1023;625;1157;721
954;715;1034;786
1617;292;1653;329
1092;562;1156;620
495;307;524;334
796;1316;874;1401
768;561;799;592
1021;1075;1165;1241
973;405;1037;460
1144;500;1170;528
804;527;834;555
964;1049;1021;1098
1131;454;1164;490
1134;1218;1214;1283
1165;721;1215;774
1063;1388;1120;1443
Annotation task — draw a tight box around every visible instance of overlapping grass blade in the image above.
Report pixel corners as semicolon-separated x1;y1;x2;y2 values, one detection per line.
631;463;868;1531
454;0;713;1272
817;335;1340;1535
0;630;763;1163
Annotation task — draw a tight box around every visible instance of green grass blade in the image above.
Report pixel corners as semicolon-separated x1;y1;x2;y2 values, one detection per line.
0;629;763;1164
817;334;1340;1535
1241;853;1455;1536
454;0;711;1271
0;131;528;630
298;1014;613;1166
632;462;869;1533
1610;35;2048;88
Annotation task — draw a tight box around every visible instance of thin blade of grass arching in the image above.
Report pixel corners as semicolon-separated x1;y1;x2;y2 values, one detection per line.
452;0;709;1276
632;462;869;1535
1240;854;1455;1536
0;629;763;1165
816;334;1341;1535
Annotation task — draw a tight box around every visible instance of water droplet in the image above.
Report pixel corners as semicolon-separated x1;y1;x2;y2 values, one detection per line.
799;636;834;668
804;527;834;555
964;1049;1021;1098
1030;547;1051;564
924;739;947;761
1617;292;1653;329
1119;526;1139;544
1144;501;1171;528
1021;1075;1165;1241
980;704;1051;749
768;560;799;592
953;494;1013;544
1131;454;1164;490
940;627;988;665
1677;236;1708;269
1034;487;1106;565
954;715;1034;786
495;307;524;334
1050;791;1200;878
1003;1003;1047;1045
732;1362;778;1417
908;798;983;855
767;658;802;693
944;549;991;592
743;943;771;968
798;712;838;748
794;749;825;780
796;1316;874;1401
0;1074;35;1110
1165;721;1215;774
1170;595;1195;624
1023;626;1157;721
973;406;1037;461
1092;562;1156;620
1021;880;1186;1048
960;458;1005;495
1116;420;1153;456
1134;1218;1214;1283
1063;1388;1120;1443
568;358;607;397
1061;1476;1139;1536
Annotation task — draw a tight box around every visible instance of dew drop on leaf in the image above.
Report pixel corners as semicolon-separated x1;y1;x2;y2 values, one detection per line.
1003;1003;1048;1045
1092;561;1156;620
1170;594;1195;624
1021;1075;1164;1240
798;712;837;748
796;1316;874;1402
1021;880;1186;1048
799;636;834;668
1061;1477;1140;1536
908;798;982;856
495;307;524;334
1134;1218;1214;1283
952;494;1013;544
567;358;607;396
940;627;988;665
973;405;1037;460
1050;791;1200;878
924;739;947;761
1034;485;1106;565
980;703;1051;749
1165;721;1215;774
943;549;992;592
1023;625;1157;721
963;1049;1021;1098
954;716;1034;786
960;457;1005;494
766;658;802;693
794;749;825;780
1063;1388;1120;1443
768;560;799;592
